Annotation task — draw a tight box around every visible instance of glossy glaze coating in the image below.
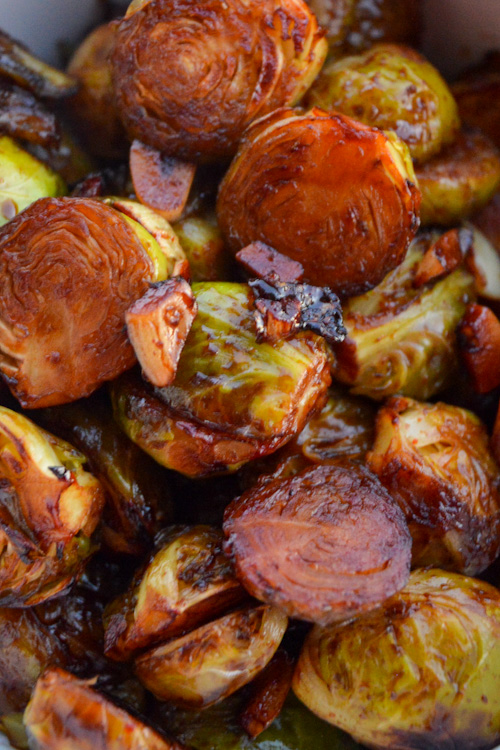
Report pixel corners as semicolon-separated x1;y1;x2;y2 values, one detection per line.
217;107;420;297
112;0;327;161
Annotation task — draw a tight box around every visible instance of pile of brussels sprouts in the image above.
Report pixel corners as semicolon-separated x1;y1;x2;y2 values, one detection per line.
2;1;500;749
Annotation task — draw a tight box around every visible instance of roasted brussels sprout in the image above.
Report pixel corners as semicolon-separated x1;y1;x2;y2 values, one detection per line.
112;0;327;162
0;136;65;226
66;23;128;160
135;603;287;708
24;668;185;750
453;52;500;150
416;129;500;225
173;214;230;283
217;107;420;298
367;396;500;574
37;394;172;556
293;568;500;750
331;233;475;400
112;283;331;477
305;0;421;58
0;407;105;606
224;462;411;625
0;81;61;150
306;43;459;163
104;525;245;661
0;197;169;408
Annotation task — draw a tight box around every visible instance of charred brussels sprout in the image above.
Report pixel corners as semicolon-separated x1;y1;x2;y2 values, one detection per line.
306;43;459;163
24;668;186;750
224;463;411;625
112;0;327;162
417;129;500;225
66;23;128;160
293;569;500;750
135;603;287;708
0;136;65;226
112;283;331;477
367;397;500;575
0;407;105;606
331;233;475;400
0;197;168;408
217;107;420;298
104;525;245;661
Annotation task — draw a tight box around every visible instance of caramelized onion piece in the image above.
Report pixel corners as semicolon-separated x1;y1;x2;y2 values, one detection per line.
24;668;186;750
0;197;163;408
67;23;128;160
416;129;500;226
413;227;470;287
0;407;105;606
130;140;196;222
240;650;295;739
112;0;327;161
126;278;197;388
458;303;500;394
367;396;500;575
236;242;304;283
217;107;420;297
134;604;287;708
104;525;246;661
224;463;411;625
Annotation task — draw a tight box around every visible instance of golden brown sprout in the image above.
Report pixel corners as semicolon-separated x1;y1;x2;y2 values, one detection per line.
134;604;287;708
294;569;500;750
240;651;295;739
306;43;459;163
453;52;500;150
37;394;172;557
367;396;500;575
112;283;331;477
112;0;327;162
103;525;246;661
24;668;186;750
217;107;420;298
125;277;197;388
0;30;77;99
173;214;230;283
0;197;167;408
417;129;500;226
458;303;500;394
0;407;105;606
331;233;475;400
66;23;128;160
305;0;421;57
130;140;196;223
224;462;411;625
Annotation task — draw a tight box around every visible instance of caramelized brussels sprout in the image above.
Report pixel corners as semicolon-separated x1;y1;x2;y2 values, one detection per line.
0;197;168;408
367;396;500;574
331;233;475;400
416;129;500;225
293;568;500;750
24;668;186;750
453;52;500;150
37;394;172;556
0;407;105;606
305;0;421;58
173;214;230;283
0;81;61;149
306;43;459;163
112;0;327;161
112;283;331;477
135;603;287;708
104;525;246;661
67;23;127;160
0;136;65;226
224;462;411;625
217;107;420;298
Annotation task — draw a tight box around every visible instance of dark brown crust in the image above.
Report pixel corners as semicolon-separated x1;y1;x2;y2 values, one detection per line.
240;650;295;739
413;228;470;287
0;81;60;148
112;0;326;161
217;108;420;297
0;198;155;408
223;462;411;625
